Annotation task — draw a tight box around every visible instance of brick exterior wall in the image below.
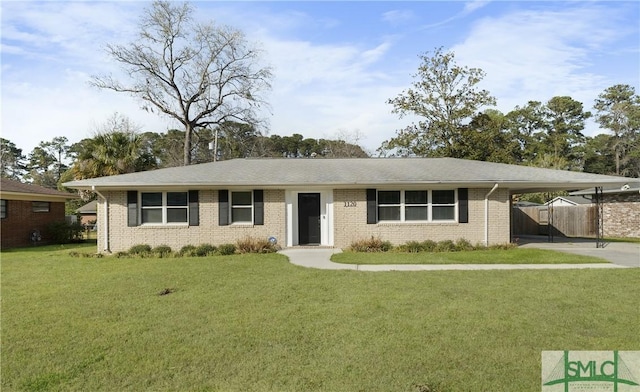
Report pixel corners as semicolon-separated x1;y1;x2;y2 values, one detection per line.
97;190;286;253
603;193;640;238
97;187;512;253
1;200;67;249
333;188;511;248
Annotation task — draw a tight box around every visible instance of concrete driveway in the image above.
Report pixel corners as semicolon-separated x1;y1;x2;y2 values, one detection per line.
517;235;640;267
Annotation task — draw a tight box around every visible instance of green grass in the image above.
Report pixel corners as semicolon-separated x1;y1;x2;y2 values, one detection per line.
2;244;639;391
331;248;607;265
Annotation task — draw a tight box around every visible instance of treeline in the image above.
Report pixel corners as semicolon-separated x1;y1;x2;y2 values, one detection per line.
0;119;368;190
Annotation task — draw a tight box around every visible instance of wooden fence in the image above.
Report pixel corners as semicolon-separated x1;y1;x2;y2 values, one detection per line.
512;205;597;237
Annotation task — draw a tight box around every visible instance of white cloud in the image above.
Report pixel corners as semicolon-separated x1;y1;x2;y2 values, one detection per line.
382;10;414;25
451;4;634;136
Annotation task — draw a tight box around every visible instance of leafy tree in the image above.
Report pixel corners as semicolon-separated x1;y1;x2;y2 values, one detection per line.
382;47;496;157
453;110;519;163
0;138;26;180
540;96;590;170
91;0;272;166
25;137;70;188
593;84;640;176
67;114;157;181
505;101;546;164
582;134;616;175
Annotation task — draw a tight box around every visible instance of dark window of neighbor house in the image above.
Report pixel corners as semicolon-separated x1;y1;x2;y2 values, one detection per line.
377;190;457;222
231;191;253;223
32;201;50;213
1;199;6;219
141;192;188;224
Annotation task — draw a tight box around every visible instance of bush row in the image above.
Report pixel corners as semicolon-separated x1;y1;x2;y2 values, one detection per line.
113;237;278;258
348;237;515;253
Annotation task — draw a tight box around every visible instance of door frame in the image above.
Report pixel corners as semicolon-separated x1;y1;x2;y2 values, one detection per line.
285;189;333;247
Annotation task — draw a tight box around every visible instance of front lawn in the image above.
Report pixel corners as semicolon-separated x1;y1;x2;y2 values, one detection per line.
331;248;608;265
2;244;639;391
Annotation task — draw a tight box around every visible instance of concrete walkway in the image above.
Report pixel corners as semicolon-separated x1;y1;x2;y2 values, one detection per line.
279;238;639;271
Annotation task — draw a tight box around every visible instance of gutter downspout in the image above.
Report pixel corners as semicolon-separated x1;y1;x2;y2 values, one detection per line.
485;183;499;246
92;186;110;253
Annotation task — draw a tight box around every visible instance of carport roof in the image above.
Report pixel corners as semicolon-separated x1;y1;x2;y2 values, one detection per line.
62;157;635;193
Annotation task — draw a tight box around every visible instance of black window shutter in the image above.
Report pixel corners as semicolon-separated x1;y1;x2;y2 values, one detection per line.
219;190;229;226
188;190;199;226
127;191;138;227
253;190;264;225
458;188;469;223
366;189;377;224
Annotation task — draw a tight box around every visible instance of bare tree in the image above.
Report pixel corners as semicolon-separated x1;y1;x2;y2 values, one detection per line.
91;1;272;165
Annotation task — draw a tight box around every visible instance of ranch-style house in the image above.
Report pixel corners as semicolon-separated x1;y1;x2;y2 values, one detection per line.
63;158;633;253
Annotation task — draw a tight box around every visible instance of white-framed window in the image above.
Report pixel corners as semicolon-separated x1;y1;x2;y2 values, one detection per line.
432;190;456;221
231;191;253;223
32;201;50;213
377;190;457;222
141;191;188;224
1;199;6;219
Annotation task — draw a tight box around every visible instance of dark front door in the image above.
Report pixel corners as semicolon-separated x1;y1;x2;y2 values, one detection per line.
298;193;321;245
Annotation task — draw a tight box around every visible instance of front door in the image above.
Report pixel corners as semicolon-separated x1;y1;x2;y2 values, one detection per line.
298;193;321;245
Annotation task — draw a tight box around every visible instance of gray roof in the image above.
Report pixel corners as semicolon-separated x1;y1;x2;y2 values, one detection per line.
1;177;77;200
62;158;635;193
76;200;97;214
545;196;594;205
570;182;640;196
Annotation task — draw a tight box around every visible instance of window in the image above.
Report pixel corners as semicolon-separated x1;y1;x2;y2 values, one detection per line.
378;191;400;221
231;191;253;223
140;192;188;224
377;190;456;222
1;199;6;219
32;201;50;213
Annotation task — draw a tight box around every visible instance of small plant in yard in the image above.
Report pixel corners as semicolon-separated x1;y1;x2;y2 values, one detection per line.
195;244;217;257
395;241;425;253
434;239;456;252
47;221;84;244
236;237;277;254
178;245;198;257
348;237;393;252
128;244;152;256
217;243;237;255
68;251;104;258
152;245;173;257
455;238;475;251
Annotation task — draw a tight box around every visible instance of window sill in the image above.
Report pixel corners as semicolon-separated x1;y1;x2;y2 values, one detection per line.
376;221;458;225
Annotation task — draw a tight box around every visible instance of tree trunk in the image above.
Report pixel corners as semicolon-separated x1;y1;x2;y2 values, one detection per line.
183;124;193;166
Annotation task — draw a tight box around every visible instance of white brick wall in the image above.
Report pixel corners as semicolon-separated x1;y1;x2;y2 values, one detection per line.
97;190;286;253
96;187;512;253
333;188;511;248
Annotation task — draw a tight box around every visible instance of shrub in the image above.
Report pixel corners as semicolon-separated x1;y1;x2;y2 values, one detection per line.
46;221;84;244
349;237;393;252
434;240;456;252
178;245;197;257
396;241;424;253
420;240;437;252
455;238;475;251
68;251;104;258
152;245;173;257
236;237;277;254
129;244;152;255
114;251;129;258
195;244;217;257
217;243;237;256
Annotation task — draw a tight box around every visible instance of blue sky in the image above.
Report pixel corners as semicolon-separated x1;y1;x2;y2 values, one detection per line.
2;1;639;156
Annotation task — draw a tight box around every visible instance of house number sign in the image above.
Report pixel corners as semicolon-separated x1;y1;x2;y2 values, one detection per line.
344;201;357;207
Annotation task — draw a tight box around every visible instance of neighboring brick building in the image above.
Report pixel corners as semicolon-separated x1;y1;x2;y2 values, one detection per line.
1;178;77;249
63;158;633;253
571;183;640;239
